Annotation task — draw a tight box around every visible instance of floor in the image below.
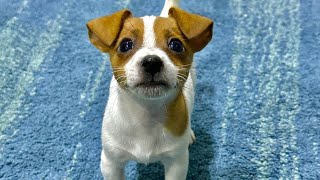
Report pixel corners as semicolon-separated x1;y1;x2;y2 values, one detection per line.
0;0;319;179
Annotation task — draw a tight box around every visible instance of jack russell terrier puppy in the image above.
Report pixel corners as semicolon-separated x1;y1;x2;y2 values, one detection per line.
86;0;213;179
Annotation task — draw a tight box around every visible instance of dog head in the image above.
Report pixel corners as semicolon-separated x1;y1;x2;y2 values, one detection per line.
87;8;213;100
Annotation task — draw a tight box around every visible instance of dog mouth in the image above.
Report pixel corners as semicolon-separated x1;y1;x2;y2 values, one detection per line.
135;80;169;88
130;80;171;99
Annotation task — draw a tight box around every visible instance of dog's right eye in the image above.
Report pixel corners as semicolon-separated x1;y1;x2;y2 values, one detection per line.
168;38;184;53
119;39;133;52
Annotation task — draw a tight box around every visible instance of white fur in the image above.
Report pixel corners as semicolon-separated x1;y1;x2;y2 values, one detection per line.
100;1;196;179
142;16;156;47
160;0;180;17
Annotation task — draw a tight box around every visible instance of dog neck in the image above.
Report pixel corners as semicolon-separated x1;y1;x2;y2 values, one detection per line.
113;78;188;136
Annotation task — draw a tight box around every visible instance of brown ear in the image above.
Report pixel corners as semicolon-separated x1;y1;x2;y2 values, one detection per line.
169;7;213;52
86;9;132;52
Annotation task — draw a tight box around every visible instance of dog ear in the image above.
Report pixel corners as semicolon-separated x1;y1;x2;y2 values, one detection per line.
86;9;132;52
169;7;213;52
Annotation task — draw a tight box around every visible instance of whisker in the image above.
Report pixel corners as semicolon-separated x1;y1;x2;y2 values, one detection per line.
177;63;193;67
178;68;191;71
115;75;126;82
112;69;125;73
111;65;125;69
115;76;126;82
112;67;125;70
182;86;193;91
177;73;188;80
176;77;193;91
118;80;127;87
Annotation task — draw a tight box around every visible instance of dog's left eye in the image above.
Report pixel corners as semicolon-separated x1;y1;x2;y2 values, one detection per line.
119;39;133;52
168;39;184;52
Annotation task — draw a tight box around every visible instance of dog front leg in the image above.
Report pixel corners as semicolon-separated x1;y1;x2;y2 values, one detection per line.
162;150;189;180
100;150;125;180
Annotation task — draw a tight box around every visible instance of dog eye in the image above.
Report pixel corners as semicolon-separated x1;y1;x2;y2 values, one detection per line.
168;39;184;52
119;39;133;52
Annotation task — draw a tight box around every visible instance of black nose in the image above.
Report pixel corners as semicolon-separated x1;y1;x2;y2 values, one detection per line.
141;55;163;76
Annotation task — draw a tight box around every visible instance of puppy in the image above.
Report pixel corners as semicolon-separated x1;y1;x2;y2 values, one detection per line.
86;0;213;179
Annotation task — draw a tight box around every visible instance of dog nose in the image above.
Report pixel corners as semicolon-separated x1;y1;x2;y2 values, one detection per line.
141;55;163;76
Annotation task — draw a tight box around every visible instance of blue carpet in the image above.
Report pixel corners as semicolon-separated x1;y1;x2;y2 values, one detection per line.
0;0;319;179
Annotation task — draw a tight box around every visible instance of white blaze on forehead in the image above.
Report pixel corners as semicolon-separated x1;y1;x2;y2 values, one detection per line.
141;16;156;48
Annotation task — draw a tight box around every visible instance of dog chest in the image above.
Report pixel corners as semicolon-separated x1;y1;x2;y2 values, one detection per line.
103;121;186;164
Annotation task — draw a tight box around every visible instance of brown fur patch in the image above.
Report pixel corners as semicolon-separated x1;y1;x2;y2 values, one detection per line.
164;91;189;136
87;9;132;51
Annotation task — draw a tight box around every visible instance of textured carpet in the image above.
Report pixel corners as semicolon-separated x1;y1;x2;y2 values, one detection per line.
0;0;319;179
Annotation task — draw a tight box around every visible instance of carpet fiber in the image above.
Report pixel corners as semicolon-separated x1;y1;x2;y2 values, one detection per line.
0;0;319;179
